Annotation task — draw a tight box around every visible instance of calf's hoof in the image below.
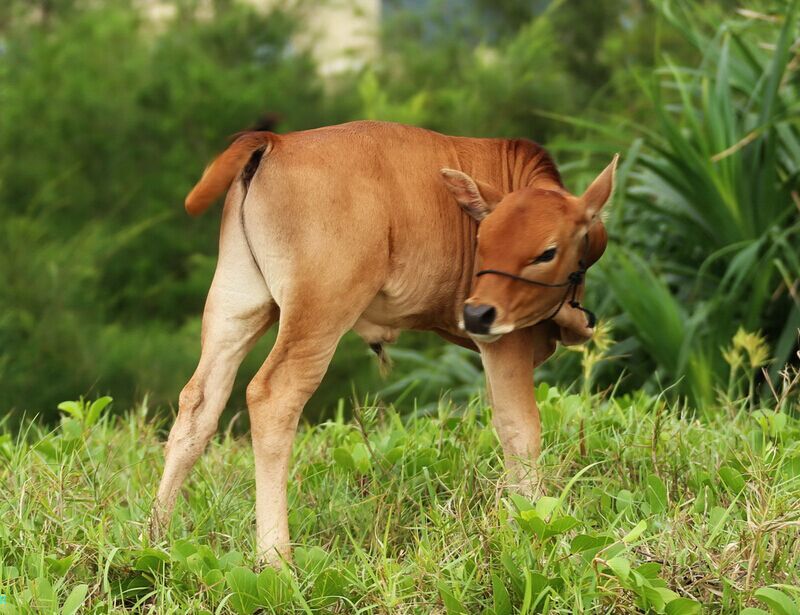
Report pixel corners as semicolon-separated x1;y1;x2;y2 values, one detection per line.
148;508;169;544
510;481;542;501
505;469;543;501
257;544;291;569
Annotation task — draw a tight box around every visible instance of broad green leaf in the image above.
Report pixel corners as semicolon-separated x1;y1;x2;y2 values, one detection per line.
57;401;83;420
571;534;614;554
491;573;512;615
753;587;800;615
616;489;634;512
508;493;534;513
112;573;152;599
257;568;291;607
665;597;701;615
719;466;746;494
534;496;560;520
60;418;82;441
518;513;547;539
646;474;668;514
170;539;198;564
185;553;207;577
438;581;466;615
385;446;403;464
654;587;680;604
544;516;580;537
641;585;667;612
45;554;76;576
133;548;169;574
61;584;88;615
312;569;345;607
294;546;327;576
32;436;57;460
527;572;550;613
606;556;630;581
708;506;727;531
500;550;523;594
86;396;112;427
2;566;20;580
623;520;647;543
204;568;225;598
225;566;260;615
30;576;56;610
333;447;355;471
197;545;219;570
635;562;662;579
351;443;372;474
217;550;243;572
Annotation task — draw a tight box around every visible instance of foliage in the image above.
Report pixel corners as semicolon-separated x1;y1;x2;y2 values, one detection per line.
551;1;800;403
0;0;340;420
0;0;798;421
0;0;665;420
1;385;799;613
368;0;576;139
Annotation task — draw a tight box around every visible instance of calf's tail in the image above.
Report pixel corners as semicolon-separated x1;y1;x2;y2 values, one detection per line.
184;131;273;216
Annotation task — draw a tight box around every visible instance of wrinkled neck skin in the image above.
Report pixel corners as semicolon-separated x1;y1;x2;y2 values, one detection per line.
463;138;565;196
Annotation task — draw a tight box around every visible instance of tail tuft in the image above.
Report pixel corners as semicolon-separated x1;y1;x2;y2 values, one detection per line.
184;131;273;216
249;112;280;133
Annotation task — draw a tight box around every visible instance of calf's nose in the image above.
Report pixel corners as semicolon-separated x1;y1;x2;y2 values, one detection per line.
463;304;497;334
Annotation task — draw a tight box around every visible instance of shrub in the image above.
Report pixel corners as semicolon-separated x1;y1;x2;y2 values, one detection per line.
554;1;800;403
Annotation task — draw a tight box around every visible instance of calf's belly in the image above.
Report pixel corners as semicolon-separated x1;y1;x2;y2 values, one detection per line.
352;291;466;346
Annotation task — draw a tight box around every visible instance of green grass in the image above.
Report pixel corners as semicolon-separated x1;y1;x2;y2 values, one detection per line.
0;385;798;614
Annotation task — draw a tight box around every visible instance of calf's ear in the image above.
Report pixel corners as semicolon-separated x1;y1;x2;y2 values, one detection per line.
440;169;503;221
586;221;608;267
581;154;619;221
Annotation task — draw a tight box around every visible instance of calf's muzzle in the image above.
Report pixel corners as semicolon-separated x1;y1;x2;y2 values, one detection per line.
463;304;497;334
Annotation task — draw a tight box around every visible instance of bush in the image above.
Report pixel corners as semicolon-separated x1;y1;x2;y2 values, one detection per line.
0;0;338;419
553;1;800;404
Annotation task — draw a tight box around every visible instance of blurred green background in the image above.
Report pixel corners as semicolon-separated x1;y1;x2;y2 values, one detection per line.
0;0;797;424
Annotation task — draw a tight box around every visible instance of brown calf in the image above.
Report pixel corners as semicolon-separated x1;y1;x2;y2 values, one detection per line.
151;120;616;564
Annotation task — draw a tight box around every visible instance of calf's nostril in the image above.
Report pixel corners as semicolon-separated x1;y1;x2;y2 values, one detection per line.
463;304;497;334
479;306;496;325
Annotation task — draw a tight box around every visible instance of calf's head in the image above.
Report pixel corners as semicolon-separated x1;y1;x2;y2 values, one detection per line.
441;156;617;342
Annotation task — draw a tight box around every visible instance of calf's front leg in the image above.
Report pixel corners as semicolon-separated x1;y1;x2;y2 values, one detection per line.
478;327;542;498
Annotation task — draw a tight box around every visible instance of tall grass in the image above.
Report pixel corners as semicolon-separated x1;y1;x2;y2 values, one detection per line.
1;382;798;613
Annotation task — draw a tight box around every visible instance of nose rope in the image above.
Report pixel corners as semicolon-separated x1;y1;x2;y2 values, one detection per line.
474;233;597;328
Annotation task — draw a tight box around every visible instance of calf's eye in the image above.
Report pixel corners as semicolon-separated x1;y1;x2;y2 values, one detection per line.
531;247;557;264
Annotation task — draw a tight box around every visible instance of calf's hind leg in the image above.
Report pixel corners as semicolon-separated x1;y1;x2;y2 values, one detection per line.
246;286;378;566
151;187;276;539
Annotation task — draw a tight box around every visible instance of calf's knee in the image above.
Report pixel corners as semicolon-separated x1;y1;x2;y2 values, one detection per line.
179;381;204;414
245;377;269;409
166;381;217;456
246;376;313;449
